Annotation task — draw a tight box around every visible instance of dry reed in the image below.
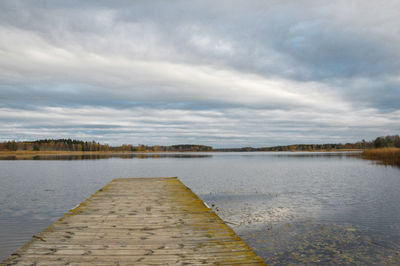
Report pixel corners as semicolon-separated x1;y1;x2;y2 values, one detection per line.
362;148;400;167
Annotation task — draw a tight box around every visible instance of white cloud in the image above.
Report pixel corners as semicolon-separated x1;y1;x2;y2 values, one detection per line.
0;24;351;111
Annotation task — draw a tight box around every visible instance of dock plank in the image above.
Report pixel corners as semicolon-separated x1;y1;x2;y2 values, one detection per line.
2;177;265;265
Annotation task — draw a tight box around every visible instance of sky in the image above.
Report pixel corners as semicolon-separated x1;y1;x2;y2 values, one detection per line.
0;0;399;147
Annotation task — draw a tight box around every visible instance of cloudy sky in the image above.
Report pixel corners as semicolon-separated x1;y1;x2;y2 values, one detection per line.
0;0;399;147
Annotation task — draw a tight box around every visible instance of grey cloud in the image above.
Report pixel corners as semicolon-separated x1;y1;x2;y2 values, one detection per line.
3;1;399;79
1;106;399;147
0;0;399;145
2;1;399;80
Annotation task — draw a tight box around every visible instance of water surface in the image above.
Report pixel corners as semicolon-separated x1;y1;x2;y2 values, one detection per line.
0;152;399;264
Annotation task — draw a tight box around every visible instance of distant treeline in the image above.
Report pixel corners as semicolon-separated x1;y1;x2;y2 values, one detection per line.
0;139;212;152
0;135;399;152
215;135;400;152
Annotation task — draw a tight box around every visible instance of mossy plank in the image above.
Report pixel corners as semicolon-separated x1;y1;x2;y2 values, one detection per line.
1;177;265;265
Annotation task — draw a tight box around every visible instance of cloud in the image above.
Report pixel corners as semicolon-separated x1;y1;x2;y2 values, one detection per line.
0;0;399;146
1;106;399;147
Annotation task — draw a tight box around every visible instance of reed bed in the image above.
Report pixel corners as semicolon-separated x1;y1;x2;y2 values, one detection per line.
362;148;400;167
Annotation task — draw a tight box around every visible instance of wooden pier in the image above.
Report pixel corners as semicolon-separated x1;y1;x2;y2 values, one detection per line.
2;177;265;265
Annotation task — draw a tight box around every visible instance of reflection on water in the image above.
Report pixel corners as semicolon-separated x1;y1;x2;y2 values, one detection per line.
0;151;362;161
0;153;212;160
287;152;361;158
0;152;399;264
239;151;362;158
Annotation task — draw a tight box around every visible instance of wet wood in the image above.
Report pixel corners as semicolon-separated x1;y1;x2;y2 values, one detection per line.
2;177;265;265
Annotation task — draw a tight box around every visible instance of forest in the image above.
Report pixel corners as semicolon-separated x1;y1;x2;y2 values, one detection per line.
0;135;399;152
0;139;212;152
215;135;400;152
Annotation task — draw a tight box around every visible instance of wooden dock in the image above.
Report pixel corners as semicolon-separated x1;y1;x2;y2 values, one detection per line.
2;177;265;265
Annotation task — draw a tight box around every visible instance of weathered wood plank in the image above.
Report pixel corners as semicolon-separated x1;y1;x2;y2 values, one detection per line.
2;177;265;265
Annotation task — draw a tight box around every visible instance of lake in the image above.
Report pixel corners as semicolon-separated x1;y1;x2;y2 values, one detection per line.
1;152;399;265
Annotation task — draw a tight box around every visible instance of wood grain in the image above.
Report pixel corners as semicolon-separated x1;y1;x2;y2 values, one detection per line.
2;177;265;265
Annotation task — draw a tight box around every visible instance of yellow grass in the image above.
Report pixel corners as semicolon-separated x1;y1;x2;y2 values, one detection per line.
0;150;137;160
362;148;400;166
0;150;127;155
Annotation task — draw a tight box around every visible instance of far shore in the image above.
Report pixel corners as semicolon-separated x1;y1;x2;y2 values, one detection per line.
6;149;400;167
0;150;175;158
0;149;362;157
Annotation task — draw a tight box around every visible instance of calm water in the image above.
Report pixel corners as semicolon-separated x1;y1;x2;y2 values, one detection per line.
0;152;399;265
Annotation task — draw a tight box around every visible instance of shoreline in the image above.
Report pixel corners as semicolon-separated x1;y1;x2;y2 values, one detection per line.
0;150;362;160
0;149;363;155
362;147;400;166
